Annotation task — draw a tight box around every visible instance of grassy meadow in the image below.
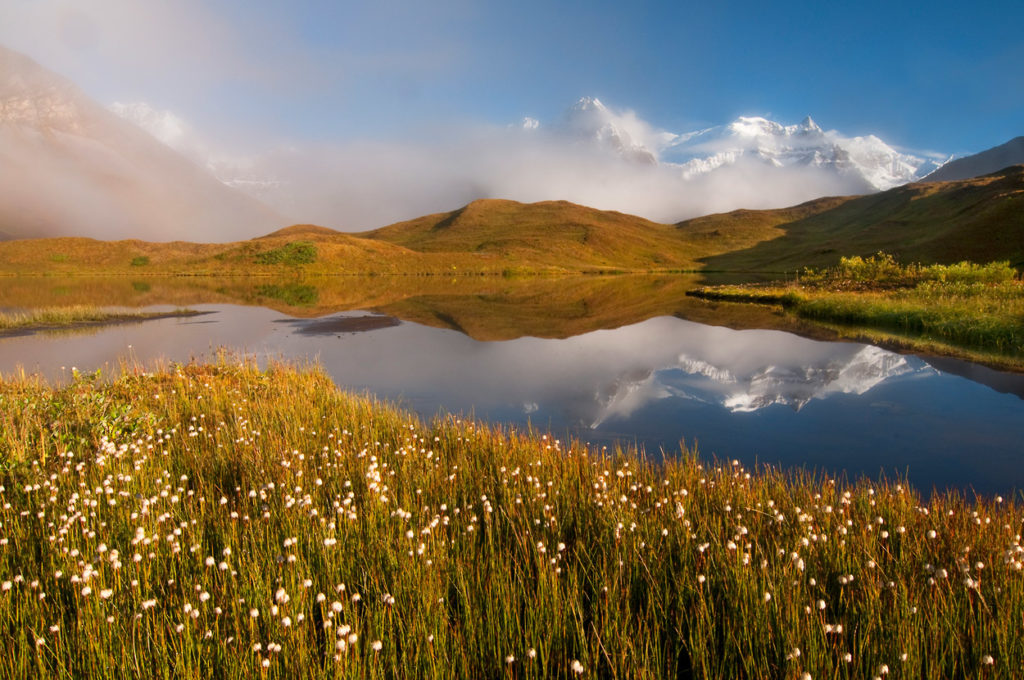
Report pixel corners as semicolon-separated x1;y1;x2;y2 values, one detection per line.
1;359;1022;678
691;255;1024;369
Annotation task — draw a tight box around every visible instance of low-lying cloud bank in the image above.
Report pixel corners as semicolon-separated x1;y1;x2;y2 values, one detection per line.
169;123;865;231
114;97;937;232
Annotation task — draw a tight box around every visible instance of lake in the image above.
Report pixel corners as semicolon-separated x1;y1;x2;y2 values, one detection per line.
2;275;1023;496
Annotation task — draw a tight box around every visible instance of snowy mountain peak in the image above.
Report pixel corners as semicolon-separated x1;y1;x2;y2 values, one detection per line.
557;97;946;193
564;96;674;165
570;96;607;113
728;116;787;138
109;101;191;151
799;115;822;133
724;115;827;142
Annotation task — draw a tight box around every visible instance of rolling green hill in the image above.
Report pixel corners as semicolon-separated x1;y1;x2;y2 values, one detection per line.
362;198;704;270
696;165;1024;272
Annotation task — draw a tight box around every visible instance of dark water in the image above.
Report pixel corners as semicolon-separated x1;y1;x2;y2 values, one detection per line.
2;304;1023;496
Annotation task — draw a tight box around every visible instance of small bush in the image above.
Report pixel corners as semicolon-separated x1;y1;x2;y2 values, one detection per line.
254;241;317;266
130;256;150;267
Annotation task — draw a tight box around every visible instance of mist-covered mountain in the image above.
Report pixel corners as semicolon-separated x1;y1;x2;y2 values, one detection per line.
15;38;954;236
0;46;283;242
923;136;1024;183
560;97;946;192
108;101;283;200
106;92;952;230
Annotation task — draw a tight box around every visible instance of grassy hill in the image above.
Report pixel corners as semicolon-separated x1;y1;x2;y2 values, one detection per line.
674;196;852;256
2;169;1023;277
362;198;704;270
0;201;707;275
697;165;1024;272
0;231;469;276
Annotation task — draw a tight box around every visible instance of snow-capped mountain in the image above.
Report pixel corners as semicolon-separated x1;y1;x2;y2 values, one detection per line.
563;96;675;165
108;101;193;151
0;46;283;242
558;97;945;192
109;101;282;199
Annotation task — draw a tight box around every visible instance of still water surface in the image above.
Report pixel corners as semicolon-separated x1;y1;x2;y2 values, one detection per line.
2;303;1023;495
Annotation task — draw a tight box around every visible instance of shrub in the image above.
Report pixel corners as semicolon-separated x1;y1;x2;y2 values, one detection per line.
253;241;317;266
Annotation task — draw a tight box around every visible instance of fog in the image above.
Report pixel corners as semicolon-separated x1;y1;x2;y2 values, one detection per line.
239;125;863;231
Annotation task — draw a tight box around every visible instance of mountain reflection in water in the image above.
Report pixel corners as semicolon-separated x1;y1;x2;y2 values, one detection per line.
1;306;1022;495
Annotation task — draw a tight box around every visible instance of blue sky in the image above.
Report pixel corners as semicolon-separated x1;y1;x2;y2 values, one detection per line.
2;0;1021;155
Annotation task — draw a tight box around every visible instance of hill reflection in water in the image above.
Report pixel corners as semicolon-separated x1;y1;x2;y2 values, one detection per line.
2;299;1022;495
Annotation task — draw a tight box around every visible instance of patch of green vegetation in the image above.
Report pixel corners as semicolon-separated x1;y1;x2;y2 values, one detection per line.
0;360;1019;678
255;283;319;307
131;281;151;293
691;254;1024;364
49;253;68;263
801;253;1018;287
130;256;150;267
253;241;318;266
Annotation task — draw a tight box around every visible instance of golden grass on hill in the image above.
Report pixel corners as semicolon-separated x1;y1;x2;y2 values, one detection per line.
699;166;1024;272
3;169;1024;278
362;199;705;271
0;359;1021;678
0;199;705;276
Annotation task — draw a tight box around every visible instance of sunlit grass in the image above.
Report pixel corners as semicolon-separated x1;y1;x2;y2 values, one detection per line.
691;255;1024;365
0;359;1021;678
0;306;199;333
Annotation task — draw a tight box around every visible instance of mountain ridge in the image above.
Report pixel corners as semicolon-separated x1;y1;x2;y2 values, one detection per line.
559;97;945;192
924;136;1024;183
0;45;284;243
694;165;1024;271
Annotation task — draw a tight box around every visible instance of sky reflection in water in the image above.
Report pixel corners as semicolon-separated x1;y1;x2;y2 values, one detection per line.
2;305;1022;495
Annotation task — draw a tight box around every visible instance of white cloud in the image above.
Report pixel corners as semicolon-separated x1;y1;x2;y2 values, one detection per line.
234;123;862;230
104;100;870;230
